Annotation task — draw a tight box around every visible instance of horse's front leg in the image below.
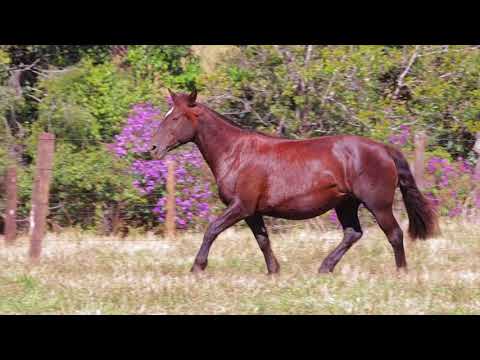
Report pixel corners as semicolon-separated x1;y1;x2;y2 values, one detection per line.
191;199;248;273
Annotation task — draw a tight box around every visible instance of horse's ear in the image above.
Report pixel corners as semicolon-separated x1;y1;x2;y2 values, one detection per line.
188;87;197;106
167;88;177;100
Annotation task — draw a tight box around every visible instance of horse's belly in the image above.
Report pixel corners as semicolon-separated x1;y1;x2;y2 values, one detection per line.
259;189;345;220
262;208;330;220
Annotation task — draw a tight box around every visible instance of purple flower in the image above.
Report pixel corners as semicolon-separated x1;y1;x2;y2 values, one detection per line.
112;102;214;229
388;125;410;147
448;206;462;217
475;193;480;209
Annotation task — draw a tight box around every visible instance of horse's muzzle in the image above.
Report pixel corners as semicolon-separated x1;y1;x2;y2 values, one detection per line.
151;147;168;160
150;142;180;160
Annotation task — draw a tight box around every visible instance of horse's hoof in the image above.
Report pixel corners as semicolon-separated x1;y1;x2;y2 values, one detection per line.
190;263;207;273
266;271;280;276
318;267;333;274
190;268;205;274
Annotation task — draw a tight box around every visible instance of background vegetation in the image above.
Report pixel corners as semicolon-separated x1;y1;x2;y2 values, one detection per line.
1;45;480;234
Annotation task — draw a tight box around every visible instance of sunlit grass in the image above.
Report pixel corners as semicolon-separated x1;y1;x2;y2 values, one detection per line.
1;220;479;314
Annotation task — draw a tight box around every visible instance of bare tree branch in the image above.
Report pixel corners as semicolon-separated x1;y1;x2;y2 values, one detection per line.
7;70;23;97
418;45;479;58
12;117;26;139
304;45;313;66
7;58;40;72
25;93;43;103
474;132;480;155
301;45;314;93
2;115;13;139
393;45;420;99
273;45;317;133
205;93;269;126
273;46;302;87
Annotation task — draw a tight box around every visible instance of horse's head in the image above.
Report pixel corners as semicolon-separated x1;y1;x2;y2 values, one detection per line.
150;88;199;159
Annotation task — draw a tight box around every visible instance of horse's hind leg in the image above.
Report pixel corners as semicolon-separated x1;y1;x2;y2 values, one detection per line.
354;153;407;271
245;215;280;274
368;206;407;270
319;199;363;273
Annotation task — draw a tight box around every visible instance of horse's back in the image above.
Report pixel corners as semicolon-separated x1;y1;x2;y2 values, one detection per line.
247;135;361;218
257;134;392;170
250;133;395;182
251;134;398;212
218;133;398;218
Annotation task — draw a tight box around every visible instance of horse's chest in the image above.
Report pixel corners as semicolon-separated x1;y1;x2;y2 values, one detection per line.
215;164;266;205
216;174;239;205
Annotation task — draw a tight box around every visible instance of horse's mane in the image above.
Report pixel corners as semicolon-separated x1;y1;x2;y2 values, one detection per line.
198;103;283;139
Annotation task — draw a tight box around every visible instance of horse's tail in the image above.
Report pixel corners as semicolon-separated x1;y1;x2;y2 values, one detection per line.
386;146;440;240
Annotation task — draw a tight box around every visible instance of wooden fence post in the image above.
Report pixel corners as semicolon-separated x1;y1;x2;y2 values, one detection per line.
4;166;17;245
414;131;427;190
165;159;176;239
473;132;480;180
29;132;55;262
473;132;480;221
111;201;126;237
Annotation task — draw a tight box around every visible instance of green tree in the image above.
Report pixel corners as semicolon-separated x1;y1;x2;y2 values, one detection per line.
203;45;480;160
16;45;202;230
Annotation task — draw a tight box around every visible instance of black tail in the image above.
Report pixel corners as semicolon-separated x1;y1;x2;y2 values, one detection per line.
387;146;440;240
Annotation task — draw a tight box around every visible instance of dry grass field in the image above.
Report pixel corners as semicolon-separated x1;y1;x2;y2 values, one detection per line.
1;220;479;314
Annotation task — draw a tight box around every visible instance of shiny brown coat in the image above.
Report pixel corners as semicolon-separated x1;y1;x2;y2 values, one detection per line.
151;89;439;274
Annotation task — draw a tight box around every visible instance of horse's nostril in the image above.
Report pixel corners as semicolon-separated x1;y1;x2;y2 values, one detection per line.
151;145;157;151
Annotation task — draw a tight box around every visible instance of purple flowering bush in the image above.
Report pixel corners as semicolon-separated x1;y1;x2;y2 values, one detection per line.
302;123;479;228
113;103;215;229
424;155;478;218
388;125;480;219
388;124;411;147
113;107;479;231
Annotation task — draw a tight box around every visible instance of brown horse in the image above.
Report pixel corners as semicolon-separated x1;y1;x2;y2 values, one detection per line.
150;89;439;274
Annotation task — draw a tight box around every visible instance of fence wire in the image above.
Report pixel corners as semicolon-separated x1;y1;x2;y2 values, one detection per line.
2;132;480;244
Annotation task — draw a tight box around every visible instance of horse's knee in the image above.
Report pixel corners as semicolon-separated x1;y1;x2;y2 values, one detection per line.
205;221;222;241
344;227;363;245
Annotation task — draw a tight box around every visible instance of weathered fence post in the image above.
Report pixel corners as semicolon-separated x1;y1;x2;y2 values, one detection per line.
414;131;427;190
165;159;176;239
29;132;55;262
111;201;126;237
4;166;17;244
473;132;480;221
473;132;480;180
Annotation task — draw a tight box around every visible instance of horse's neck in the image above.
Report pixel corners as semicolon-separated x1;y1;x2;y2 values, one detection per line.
193;108;247;179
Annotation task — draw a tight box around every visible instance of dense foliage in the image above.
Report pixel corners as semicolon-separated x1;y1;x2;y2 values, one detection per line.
203;46;480;159
1;45;480;234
